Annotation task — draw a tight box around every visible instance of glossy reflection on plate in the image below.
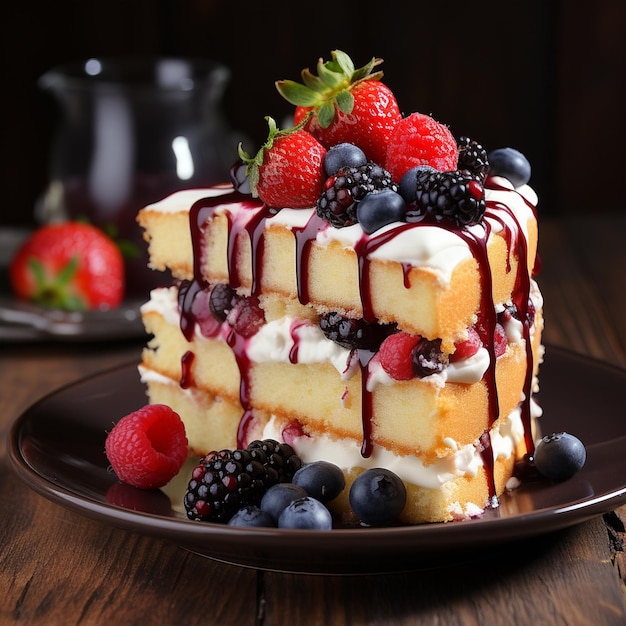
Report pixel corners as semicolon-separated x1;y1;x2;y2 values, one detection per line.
8;347;626;574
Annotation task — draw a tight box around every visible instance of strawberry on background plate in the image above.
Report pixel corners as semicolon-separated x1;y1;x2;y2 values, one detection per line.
238;116;327;209
276;50;402;166
9;221;125;311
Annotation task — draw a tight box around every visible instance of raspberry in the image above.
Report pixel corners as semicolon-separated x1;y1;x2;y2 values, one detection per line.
378;332;421;380
384;112;458;182
105;405;188;489
493;322;507;358
451;327;482;362
227;295;266;337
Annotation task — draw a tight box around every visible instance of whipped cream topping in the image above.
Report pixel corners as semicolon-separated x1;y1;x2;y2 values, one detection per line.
144;180;537;290
144;186;231;214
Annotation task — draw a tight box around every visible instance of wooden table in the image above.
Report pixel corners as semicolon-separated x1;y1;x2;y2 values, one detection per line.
2;215;626;626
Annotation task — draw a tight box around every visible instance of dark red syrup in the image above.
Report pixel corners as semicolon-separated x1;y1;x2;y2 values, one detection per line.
177;182;539;492
180;350;195;389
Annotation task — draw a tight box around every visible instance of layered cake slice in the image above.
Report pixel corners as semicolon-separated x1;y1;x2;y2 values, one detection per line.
137;51;544;524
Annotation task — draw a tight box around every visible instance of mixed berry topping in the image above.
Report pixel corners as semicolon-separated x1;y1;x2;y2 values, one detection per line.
457;136;490;181
487;147;532;187
316;161;398;228
230;50;534;235
407;168;487;227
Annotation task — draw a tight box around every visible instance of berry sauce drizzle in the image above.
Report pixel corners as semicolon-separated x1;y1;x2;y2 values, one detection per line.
180;350;195;389
449;221;499;501
179;183;538;487
183;190;265;448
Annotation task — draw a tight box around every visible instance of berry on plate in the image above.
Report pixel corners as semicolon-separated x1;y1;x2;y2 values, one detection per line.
384;112;458;182
260;483;308;522
533;432;586;481
277;50;402;166
277;496;333;530
349;468;407;526
227;505;276;528
292;460;346;503
238;117;326;209
105;404;188;490
10;221;125;311
184;439;302;523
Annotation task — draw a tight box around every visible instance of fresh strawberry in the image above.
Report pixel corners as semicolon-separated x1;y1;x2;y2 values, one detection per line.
238;117;326;208
10;221;124;311
378;332;421;381
384;112;458;182
105;404;188;490
276;50;401;166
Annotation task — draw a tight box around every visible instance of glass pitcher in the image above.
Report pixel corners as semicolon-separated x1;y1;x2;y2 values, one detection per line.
38;57;238;298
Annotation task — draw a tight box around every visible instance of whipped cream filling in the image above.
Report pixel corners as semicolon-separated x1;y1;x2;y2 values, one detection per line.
142;286;504;385
261;402;533;491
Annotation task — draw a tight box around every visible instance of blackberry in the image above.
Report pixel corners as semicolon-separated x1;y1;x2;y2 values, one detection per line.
247;438;303;482
209;283;238;322
411;338;448;378
413;168;486;227
184;439;302;523
499;300;536;329
316;162;399;228
457;137;489;181
319;312;396;351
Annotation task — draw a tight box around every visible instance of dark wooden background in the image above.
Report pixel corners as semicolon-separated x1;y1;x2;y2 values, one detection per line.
0;0;624;229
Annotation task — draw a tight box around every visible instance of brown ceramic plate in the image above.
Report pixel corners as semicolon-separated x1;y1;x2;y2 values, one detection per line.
8;346;626;574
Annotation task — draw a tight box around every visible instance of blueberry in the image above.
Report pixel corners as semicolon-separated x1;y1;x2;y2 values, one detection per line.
227;505;276;528
277;496;333;530
399;165;435;203
357;189;407;234
229;159;251;194
292;461;346;503
349;468;407;525
533;432;586;481
487;147;531;187
260;483;308;522
324;143;367;176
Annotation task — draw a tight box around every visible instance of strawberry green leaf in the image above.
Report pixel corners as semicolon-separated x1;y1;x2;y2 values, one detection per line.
317;101;337;129
332;50;356;77
27;257;47;287
275;50;385;118
56;255;79;287
301;70;326;92
275;80;320;107
335;91;354;115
